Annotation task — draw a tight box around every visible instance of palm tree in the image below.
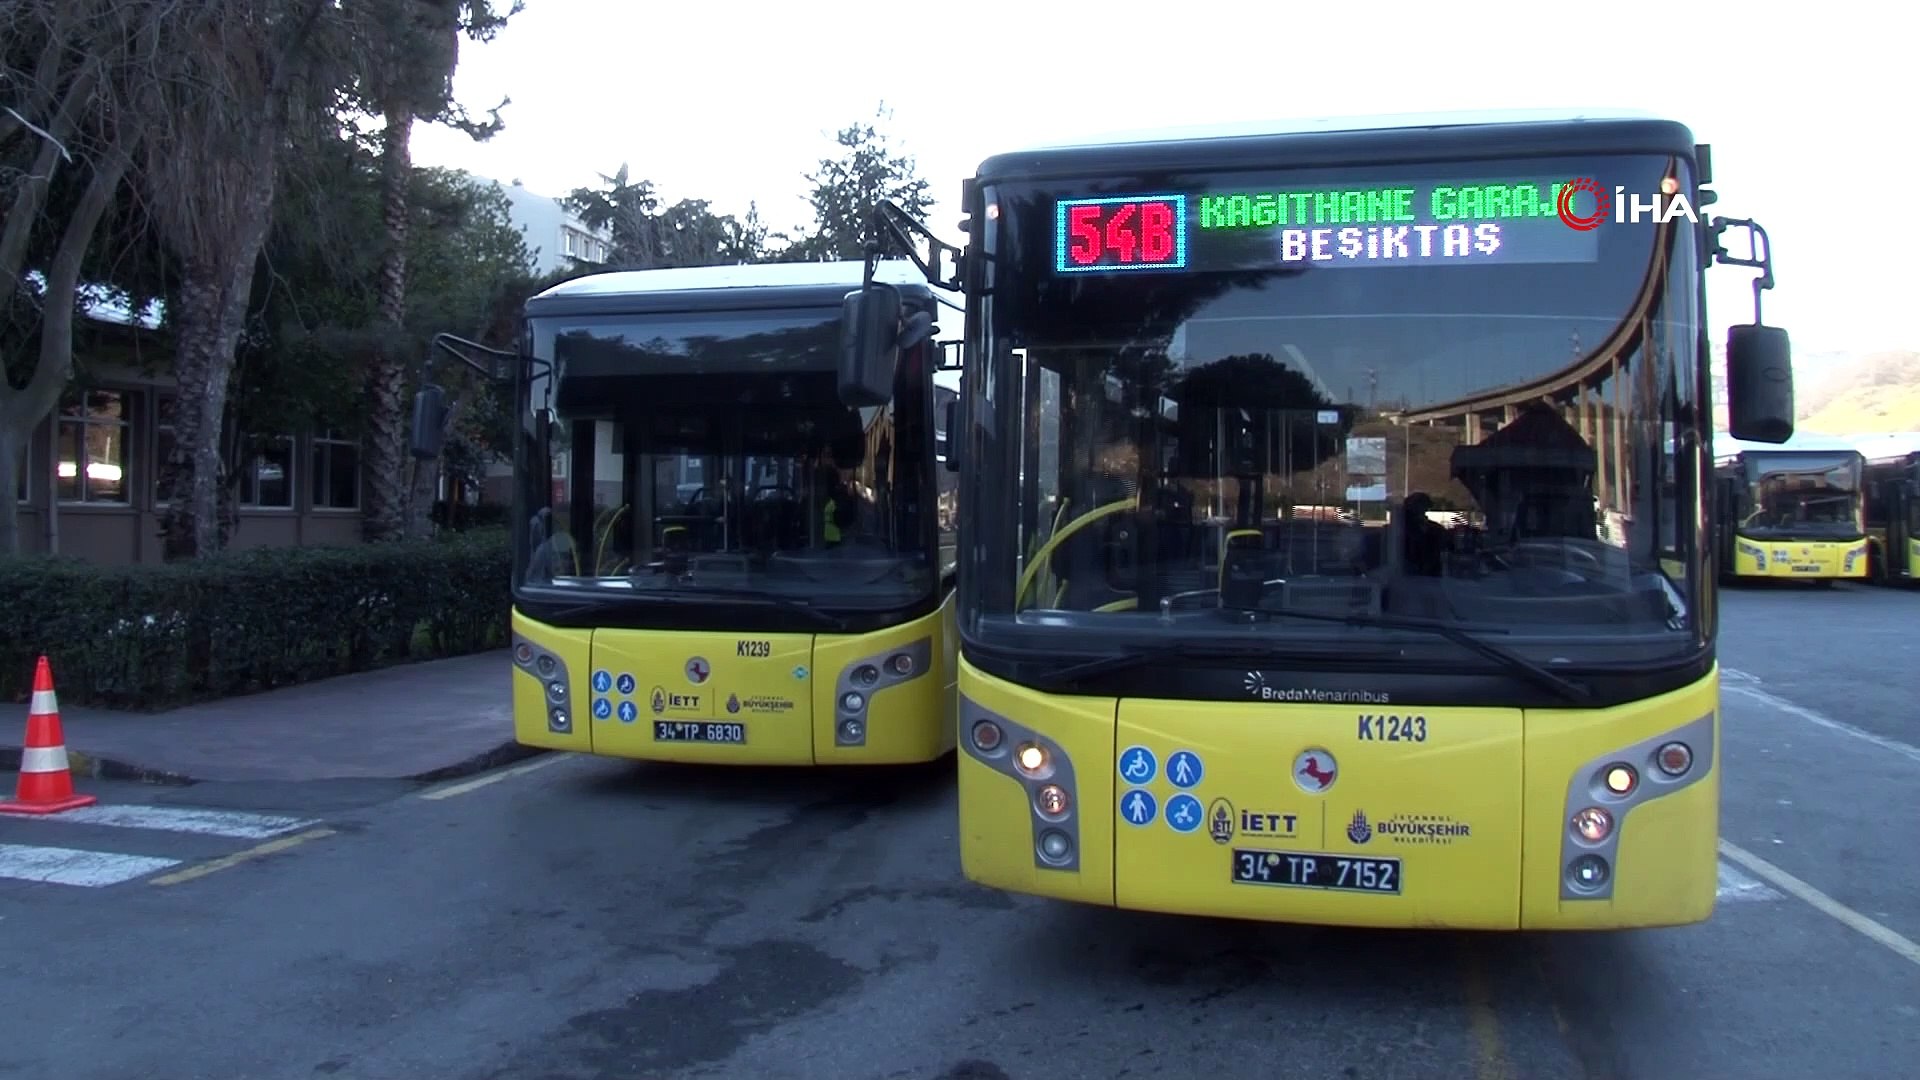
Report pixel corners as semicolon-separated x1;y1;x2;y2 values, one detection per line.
344;0;515;543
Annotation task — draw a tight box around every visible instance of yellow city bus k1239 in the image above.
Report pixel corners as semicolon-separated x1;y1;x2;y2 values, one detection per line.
852;110;1797;930
421;260;962;766
1713;439;1869;584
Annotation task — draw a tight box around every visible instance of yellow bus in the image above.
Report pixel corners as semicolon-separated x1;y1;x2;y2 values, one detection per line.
1863;447;1920;586
1713;440;1869;584
425;261;962;765
850;109;1796;929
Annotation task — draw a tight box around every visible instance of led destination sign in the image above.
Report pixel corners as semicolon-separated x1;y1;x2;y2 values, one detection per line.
1053;178;1599;274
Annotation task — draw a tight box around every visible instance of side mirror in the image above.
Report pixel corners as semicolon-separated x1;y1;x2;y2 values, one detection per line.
942;398;960;473
1725;324;1794;443
838;284;901;408
409;384;450;460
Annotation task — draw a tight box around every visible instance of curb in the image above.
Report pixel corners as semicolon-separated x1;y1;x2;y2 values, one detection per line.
1;739;545;787
0;746;197;787
405;740;548;783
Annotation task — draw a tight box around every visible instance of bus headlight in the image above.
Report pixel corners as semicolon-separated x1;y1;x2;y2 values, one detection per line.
546;680;567;703
1656;741;1693;777
1014;742;1049;777
1602;763;1638;797
887;652;915;676
971;720;1004;753
1571;806;1613;843
841;691;865;713
536;654;556;677
549;707;570;733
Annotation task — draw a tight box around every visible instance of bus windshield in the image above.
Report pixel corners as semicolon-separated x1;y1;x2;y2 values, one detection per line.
1737;453;1864;539
515;305;936;613
960;151;1705;665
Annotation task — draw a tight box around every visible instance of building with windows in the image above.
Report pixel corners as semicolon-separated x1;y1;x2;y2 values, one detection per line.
491;178;612;276
11;314;369;564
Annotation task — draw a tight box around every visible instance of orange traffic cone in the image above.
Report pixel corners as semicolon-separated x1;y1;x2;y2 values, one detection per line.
0;656;97;816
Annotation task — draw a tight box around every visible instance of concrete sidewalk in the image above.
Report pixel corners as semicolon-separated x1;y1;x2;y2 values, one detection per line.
0;650;539;784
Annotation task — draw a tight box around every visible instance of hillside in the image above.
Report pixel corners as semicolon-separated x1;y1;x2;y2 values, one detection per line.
1796;351;1920;434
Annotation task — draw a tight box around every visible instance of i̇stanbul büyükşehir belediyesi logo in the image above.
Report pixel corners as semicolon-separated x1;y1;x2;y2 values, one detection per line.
1556;176;1699;231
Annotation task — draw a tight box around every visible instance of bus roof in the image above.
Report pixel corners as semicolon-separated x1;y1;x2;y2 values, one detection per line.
530;259;948;301
1009;108;1677;153
975;109;1696;182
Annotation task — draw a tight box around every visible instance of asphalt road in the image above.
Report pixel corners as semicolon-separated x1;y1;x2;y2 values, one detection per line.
1;583;1916;1080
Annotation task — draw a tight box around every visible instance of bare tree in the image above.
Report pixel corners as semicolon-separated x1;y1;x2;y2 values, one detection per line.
0;0;166;554
146;0;341;559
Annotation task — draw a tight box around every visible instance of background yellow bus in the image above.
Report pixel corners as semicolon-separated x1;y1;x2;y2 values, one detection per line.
431;261;963;766
1713;437;1869;584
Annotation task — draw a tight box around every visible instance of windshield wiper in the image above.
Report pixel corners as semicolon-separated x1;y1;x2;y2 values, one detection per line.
664;584;851;630
1224;605;1591;703
1032;639;1309;691
1033;607;1591;703
531;588;849;630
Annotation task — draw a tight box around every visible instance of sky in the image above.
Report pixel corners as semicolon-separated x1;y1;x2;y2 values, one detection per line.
411;1;1915;360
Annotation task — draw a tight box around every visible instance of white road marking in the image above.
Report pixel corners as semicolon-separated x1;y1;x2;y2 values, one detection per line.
0;843;181;887
23;804;318;839
1721;840;1920;969
1717;859;1784;903
1722;667;1920;766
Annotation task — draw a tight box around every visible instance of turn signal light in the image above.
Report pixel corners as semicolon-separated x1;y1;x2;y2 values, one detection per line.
971;720;1003;752
888;652;915;677
1656;741;1693;777
1603;763;1638;797
1014;742;1048;776
514;643;533;664
1036;784;1069;817
1571;806;1613;843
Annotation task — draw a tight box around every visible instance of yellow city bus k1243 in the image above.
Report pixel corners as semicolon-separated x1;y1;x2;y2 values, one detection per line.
421;260;962;765
1713;438;1869;583
851;110;1797;930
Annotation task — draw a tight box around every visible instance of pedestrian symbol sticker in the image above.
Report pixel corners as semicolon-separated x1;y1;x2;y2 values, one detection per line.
1167;750;1204;789
1166;793;1202;833
616;673;636;695
1118;745;1157;785
617;700;638;723
592;670;612;694
1120;788;1157;826
592;697;612;720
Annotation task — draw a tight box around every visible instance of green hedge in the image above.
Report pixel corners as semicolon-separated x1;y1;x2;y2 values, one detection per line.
0;528;511;709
